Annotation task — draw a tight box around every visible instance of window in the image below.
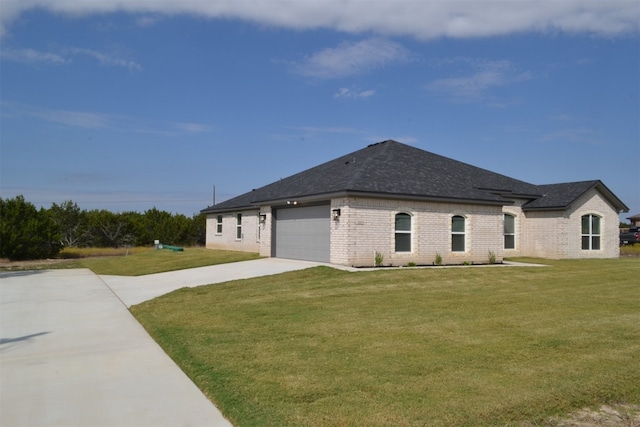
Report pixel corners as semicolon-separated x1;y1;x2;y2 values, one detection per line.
504;214;515;249
236;213;242;240
395;213;411;252
452;215;465;252
216;215;223;234
581;214;601;250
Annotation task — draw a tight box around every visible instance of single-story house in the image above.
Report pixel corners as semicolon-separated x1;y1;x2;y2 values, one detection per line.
627;214;640;226
201;140;628;266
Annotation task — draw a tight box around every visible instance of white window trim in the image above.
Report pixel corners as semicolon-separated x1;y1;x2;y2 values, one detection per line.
394;212;412;253
451;214;466;253
236;213;242;240
216;215;223;235
504;213;516;250
581;213;601;251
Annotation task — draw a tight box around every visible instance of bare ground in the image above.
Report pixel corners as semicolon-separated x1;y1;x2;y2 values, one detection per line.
540;404;640;427
0;258;71;271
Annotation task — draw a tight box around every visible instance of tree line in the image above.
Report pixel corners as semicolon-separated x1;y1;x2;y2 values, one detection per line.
0;195;206;261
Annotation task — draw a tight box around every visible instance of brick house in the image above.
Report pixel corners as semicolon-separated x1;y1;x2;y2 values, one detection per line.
201;140;628;266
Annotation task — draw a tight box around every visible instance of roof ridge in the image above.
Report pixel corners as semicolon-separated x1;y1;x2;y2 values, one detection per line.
201;140;626;214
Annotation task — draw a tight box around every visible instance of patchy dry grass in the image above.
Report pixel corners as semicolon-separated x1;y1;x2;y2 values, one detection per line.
0;247;260;275
620;243;640;258
132;258;640;427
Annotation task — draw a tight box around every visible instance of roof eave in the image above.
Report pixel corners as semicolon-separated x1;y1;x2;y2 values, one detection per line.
201;204;260;214
593;181;629;213
522;205;570;212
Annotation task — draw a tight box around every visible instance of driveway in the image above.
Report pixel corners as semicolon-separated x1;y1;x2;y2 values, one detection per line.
101;257;339;307
0;258;326;427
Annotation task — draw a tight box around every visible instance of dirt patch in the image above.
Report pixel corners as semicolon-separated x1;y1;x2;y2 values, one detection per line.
0;258;70;271
619;252;640;258
535;404;640;427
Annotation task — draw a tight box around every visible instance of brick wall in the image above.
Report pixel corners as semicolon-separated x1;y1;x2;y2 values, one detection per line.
516;188;620;259
330;197;504;267
205;210;260;253
205;188;620;263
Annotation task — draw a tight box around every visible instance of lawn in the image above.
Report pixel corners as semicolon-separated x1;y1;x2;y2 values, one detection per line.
53;247;261;275
131;258;640;426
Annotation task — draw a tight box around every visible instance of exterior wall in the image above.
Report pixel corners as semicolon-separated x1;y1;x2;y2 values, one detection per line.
259;206;272;257
519;189;620;259
519;210;568;258
204;188;620;263
502;198;528;258
330;197;504;267
205;209;261;253
561;189;620;258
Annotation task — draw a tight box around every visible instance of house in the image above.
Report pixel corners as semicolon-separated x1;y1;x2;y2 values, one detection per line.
627;214;640;227
201;140;628;266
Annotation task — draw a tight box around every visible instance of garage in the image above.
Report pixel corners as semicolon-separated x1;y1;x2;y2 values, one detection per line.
274;204;330;262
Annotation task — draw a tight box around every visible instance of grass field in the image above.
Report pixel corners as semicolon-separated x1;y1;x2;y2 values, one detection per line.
132;258;640;427
53;247;261;275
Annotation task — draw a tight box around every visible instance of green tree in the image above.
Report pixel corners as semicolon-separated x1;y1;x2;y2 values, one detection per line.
50;200;87;247
85;209;135;248
0;195;62;260
191;212;206;246
141;207;191;246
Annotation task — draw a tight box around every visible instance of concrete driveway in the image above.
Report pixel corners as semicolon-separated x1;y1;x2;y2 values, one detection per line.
101;257;337;307
0;258;326;427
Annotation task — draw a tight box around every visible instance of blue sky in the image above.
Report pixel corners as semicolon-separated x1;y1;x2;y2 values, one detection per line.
1;1;638;219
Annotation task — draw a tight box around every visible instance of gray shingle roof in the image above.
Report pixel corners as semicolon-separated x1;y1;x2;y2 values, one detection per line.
522;180;628;211
202;140;628;213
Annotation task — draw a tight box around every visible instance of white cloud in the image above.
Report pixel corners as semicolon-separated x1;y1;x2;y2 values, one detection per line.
294;38;410;79
539;128;601;145
1;48;68;64
135;15;161;27
2;46;141;71
174;122;213;133
334;88;376;99
10;104;115;129
3;102;212;135
1;1;638;41
67;48;142;71
427;58;531;102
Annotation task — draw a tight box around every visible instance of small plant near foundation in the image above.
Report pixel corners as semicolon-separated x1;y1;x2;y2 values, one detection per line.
488;250;497;264
463;261;471;266
407;261;416;267
434;252;443;266
374;251;384;267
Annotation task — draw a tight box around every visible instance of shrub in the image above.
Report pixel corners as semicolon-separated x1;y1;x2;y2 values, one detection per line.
434;252;443;266
374;251;384;267
0;196;62;260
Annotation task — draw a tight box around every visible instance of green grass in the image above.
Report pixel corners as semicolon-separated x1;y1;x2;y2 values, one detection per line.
132;258;640;427
59;246;154;258
56;247;261;275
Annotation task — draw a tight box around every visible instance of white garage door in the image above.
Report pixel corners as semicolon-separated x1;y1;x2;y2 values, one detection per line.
274;204;330;262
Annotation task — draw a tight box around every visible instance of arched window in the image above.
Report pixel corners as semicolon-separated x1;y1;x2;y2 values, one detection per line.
452;215;465;252
581;214;601;250
504;214;515;249
395;213;411;252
